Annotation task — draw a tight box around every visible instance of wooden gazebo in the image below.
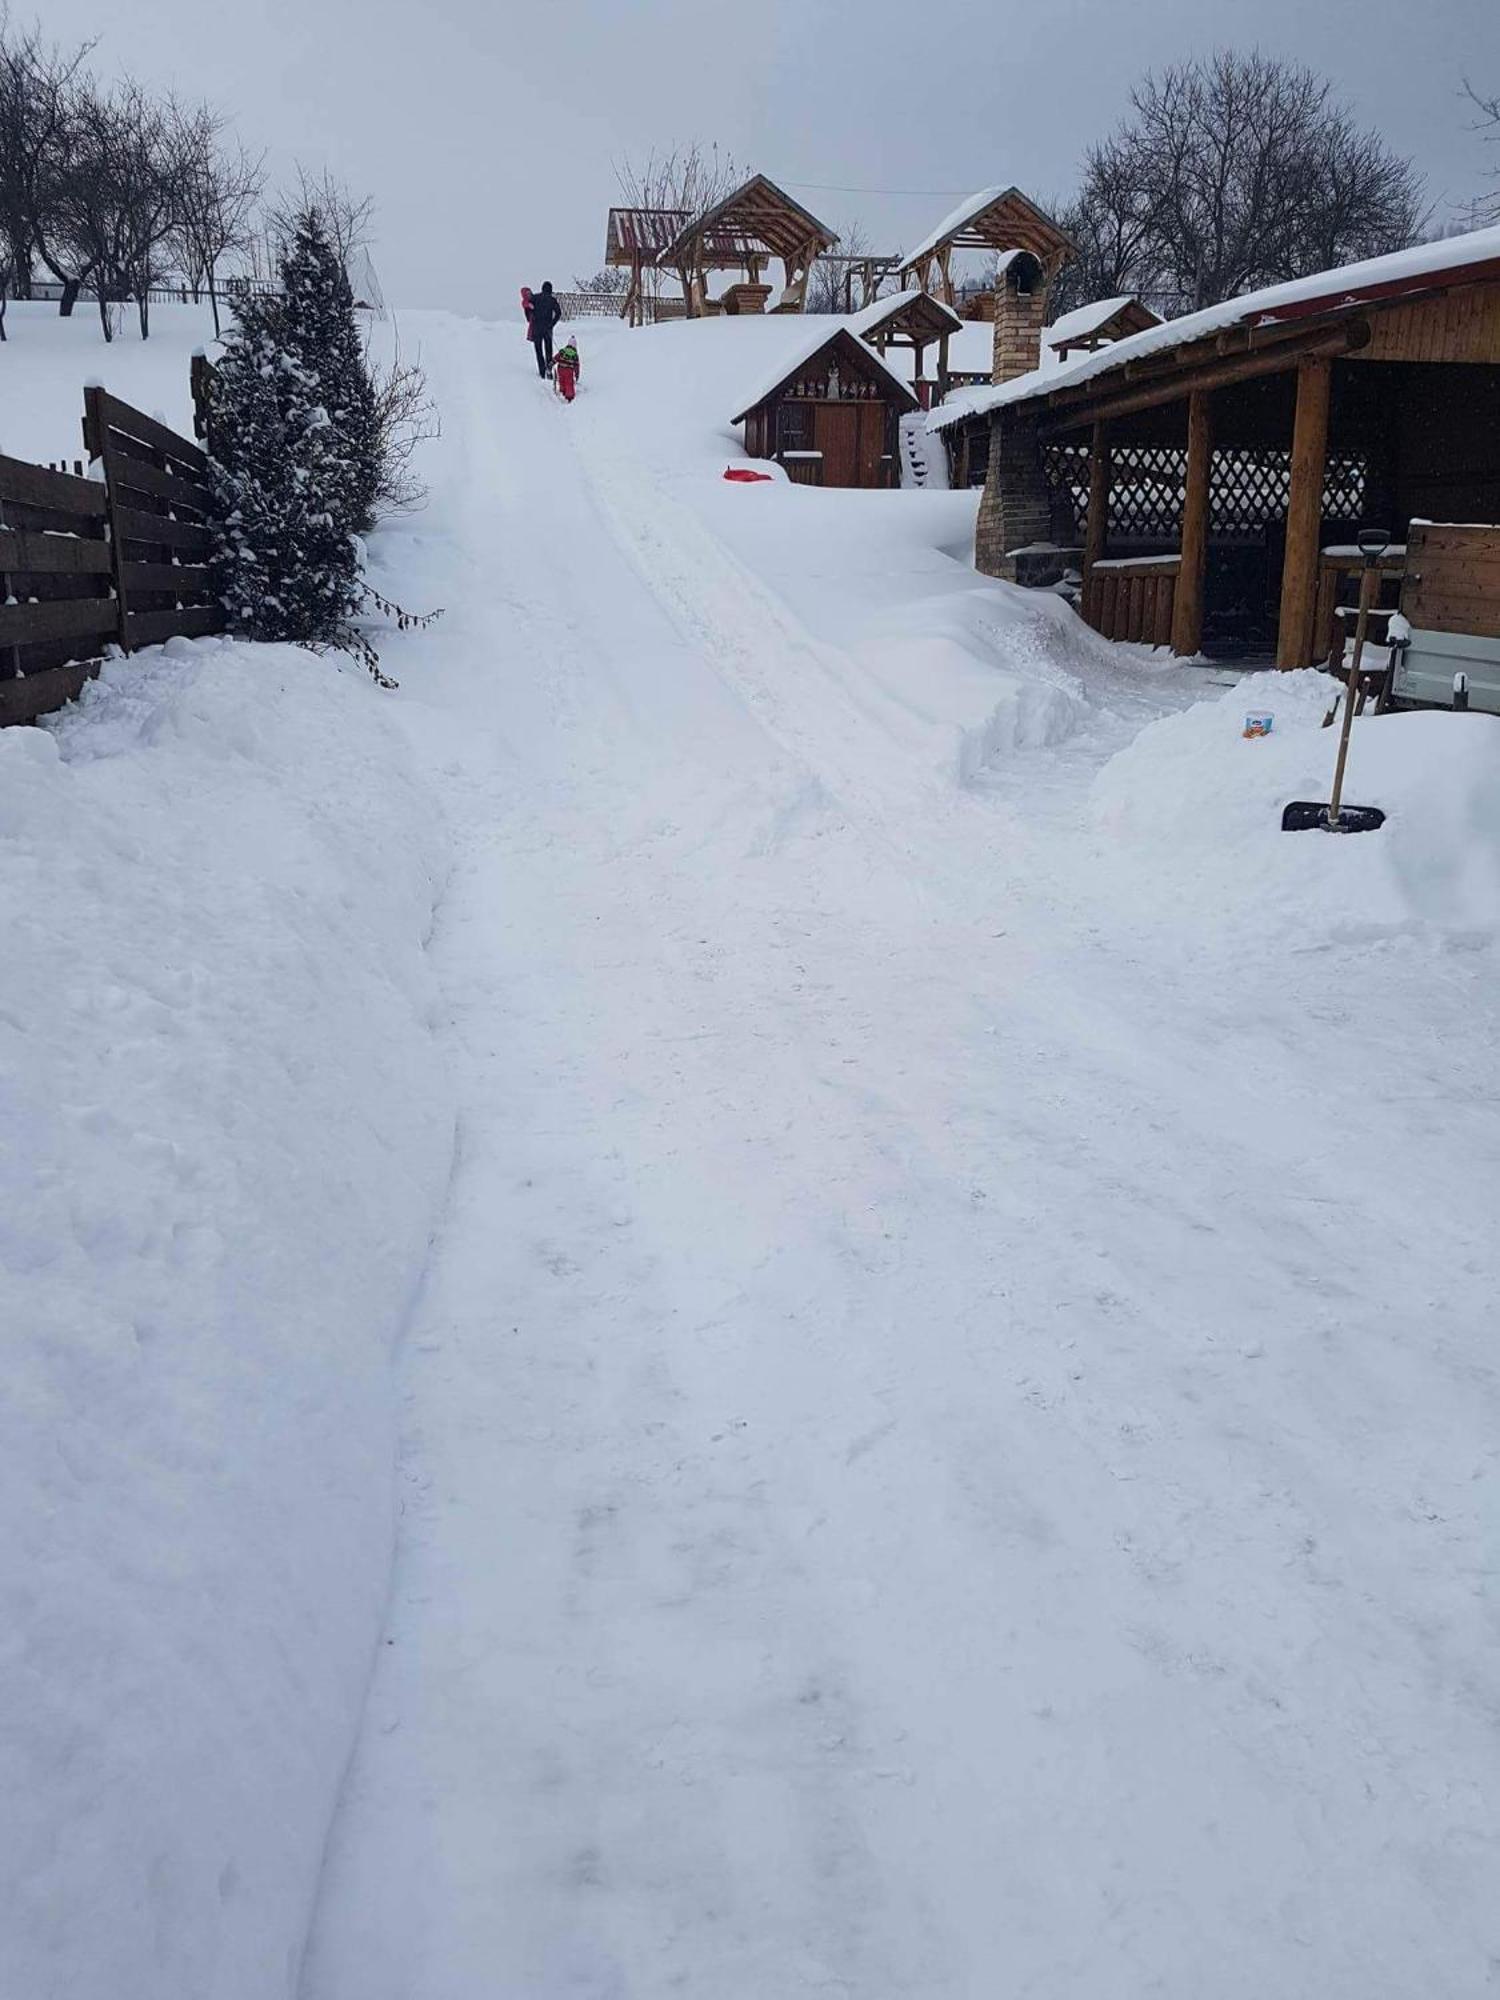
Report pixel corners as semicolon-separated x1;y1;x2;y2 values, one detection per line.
606;206;740;326
660;175;839;319
1046;295;1161;362
732;326;918;488
897;187;1075;316
848;290;965;407
931;228;1500;665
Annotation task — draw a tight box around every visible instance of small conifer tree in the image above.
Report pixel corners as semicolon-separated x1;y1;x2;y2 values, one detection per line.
279;207;381;534
206;289;362;645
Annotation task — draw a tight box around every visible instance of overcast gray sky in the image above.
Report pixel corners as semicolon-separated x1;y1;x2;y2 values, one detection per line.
41;0;1500;317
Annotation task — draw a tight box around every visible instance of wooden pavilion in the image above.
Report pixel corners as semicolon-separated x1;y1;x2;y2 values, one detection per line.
659;176;839;319
732;326;919;488
931;228;1500;664
1046;295;1161;361
897;187;1075;317
848;290;965;408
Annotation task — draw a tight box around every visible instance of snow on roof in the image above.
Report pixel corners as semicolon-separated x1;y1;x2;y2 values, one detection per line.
729;318;918;424
845;289;964;340
899;187;1014;272
1045;295;1139;351
929;222;1500;433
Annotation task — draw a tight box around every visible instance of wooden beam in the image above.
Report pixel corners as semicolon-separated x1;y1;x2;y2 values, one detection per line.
1170;390;1213;657
1039;321;1368;435
1083;421;1111;575
1276;357;1333;668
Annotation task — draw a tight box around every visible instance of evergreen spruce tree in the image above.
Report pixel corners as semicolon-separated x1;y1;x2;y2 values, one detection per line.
279;207;382;534
207;289;362;645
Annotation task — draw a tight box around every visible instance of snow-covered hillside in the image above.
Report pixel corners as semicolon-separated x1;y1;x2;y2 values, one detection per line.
5;306;1499;2000
0;301;216;462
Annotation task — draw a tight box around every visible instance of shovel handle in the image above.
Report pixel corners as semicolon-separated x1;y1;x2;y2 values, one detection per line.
1328;562;1380;823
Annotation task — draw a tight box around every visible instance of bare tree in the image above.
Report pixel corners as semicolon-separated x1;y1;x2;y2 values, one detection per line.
54;78;187;339
808;218;874;314
0;13;94;332
1464;80;1500;223
1054;51;1423;319
573;265;629;299
613;142;744;312
268;164;373;267
171;101;263;335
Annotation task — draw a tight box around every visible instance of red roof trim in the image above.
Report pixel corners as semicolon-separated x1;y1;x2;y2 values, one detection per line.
1257;253;1500;322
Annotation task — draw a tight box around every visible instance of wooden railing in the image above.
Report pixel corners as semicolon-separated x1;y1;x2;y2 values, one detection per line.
1082;555;1179;646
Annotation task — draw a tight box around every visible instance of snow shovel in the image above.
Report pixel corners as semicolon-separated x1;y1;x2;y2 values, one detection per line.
1281;528;1389;834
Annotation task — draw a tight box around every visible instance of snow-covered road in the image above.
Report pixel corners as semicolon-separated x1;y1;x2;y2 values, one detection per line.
300;317;1500;1998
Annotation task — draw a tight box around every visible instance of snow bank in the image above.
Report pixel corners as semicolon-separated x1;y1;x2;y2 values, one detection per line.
0;300;217;464
0;640;453;1999
1093;668;1500;933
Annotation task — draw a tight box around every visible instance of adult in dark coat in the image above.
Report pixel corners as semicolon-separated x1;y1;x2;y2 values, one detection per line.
529;281;561;377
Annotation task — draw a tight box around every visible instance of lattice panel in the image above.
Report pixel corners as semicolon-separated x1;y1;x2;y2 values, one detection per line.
1044;442;1367;544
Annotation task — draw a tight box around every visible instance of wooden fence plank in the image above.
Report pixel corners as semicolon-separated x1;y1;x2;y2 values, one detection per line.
96;390;208;473
111;506;213;554
0;660;101;726
0;452;107;517
100;448;212;514
123;604;225;647
118;560;213;595
0;598;119;646
0;529;112;575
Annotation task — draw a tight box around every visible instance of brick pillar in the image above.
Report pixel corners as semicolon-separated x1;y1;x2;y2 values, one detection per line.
975;406;1051;580
991;258;1050;384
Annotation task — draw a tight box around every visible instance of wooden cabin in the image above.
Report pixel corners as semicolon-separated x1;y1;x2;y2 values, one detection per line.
848;290;965;408
931;227;1500;670
732;327;919;488
660;176;838;319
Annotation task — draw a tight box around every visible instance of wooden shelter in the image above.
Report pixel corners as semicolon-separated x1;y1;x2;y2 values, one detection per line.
932;228;1500;663
898;187;1075;314
1046;295;1161;361
731;326;919;489
606;206;728;326
848;289;965;408
661;176;839;319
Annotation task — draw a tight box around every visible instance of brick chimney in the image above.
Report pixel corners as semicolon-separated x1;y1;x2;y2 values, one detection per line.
991;251;1050;384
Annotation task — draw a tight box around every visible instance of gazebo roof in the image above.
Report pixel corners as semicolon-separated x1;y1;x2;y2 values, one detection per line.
847;288;964;342
1046;295;1161;353
730;324;919;426
661;174;839;268
607;205;752;270
899;186;1076;278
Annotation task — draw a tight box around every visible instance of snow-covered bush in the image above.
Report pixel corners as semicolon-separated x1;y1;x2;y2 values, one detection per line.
279;208;381;535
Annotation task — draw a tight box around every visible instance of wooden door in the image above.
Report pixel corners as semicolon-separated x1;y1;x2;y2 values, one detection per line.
815;404;860;488
856;404;888;487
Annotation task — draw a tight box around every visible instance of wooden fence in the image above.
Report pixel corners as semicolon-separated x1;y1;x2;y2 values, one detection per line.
0;388;224;727
1082;555;1179;647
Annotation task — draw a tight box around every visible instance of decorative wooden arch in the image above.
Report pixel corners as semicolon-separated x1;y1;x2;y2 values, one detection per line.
848;289;965;405
1046;295;1162;361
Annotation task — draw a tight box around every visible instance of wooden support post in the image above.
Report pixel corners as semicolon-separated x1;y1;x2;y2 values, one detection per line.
1276;356;1332;668
1083;420;1111;576
1170;389;1213;657
83;383;131;654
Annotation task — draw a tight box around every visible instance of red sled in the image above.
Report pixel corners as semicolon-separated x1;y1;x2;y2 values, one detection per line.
723;466;773;482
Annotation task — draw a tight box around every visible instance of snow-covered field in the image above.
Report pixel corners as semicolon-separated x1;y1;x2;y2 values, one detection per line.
4;303;1499;1998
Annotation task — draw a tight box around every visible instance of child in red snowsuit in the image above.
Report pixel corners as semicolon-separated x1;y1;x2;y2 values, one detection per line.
553;338;581;403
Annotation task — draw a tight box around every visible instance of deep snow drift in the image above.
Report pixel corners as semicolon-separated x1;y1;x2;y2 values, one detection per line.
0;640;453;1999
